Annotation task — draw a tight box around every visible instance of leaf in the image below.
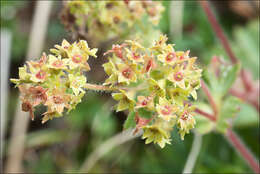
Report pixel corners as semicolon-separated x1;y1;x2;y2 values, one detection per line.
218;63;240;96
233;103;259;128
123;111;136;130
216;96;241;133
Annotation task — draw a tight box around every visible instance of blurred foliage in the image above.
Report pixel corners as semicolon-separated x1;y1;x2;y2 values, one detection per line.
3;1;259;173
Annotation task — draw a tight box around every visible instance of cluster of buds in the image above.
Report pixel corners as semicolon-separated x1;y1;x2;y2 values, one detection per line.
61;0;164;43
103;35;202;148
11;40;97;123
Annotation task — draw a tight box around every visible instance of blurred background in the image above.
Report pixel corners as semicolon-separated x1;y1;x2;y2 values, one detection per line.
1;1;259;173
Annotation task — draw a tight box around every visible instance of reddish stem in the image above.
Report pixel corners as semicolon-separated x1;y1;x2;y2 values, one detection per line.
226;129;260;173
201;80;218;116
199;1;237;64
194;108;216;121
240;69;253;92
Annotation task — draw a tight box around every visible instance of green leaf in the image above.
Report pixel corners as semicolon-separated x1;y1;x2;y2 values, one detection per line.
219;64;240;96
137;108;153;119
233;103;259;128
216;96;241;133
123;111;136;130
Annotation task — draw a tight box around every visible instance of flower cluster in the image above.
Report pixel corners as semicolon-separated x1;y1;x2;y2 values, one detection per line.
104;35;202;148
60;0;164;44
11;40;97;123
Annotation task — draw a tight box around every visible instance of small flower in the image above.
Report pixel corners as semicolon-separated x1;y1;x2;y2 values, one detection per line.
50;39;71;57
167;65;186;89
156;97;177;121
47;54;68;70
68;74;86;96
148;78;165;97
104;43;127;60
142;125;171;148
44;88;71;115
177;105;196;140
136;96;154;110
112;90;135;112
117;63;137;84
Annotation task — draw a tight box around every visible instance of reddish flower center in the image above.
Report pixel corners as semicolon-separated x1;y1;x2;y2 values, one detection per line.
52;60;63;67
53;96;63;104
72;54;83;63
141;100;148;106
166;52;176;62
63;46;68;49
161;105;172;115
36;70;46;80
133;53;140;60
181;111;188;120
174;72;183;81
122;68;132;79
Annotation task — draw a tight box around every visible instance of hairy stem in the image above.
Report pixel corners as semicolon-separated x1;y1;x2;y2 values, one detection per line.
225;129;260;173
84;83;119;91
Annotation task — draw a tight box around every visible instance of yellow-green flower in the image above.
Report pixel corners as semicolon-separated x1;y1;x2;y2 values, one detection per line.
117;63;137;84
68;74;86;96
47;54;68;70
148;78;165;97
177;105;196;140
156;97;177;121
112;90;135;112
136;96;154;110
142;125;171;148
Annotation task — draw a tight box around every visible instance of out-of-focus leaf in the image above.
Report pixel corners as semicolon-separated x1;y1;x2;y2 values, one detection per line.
216;96;241;133
219;63;240;96
123;111;136;130
233;103;259;128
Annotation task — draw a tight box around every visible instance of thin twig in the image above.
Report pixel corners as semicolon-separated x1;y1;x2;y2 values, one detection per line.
199;0;238;64
194;108;216;122
182;131;203;173
5;1;53;172
201;80;218;117
225;129;260;173
79;129;142;173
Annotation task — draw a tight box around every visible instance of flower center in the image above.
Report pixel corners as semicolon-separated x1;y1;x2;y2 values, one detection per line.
52;60;63;67
122;68;132;79
72;54;83;63
161;105;172;115
142;100;148;106
133;53;140;60
36;70;46;80
53;96;63;104
181;111;188;120
166;52;176;62
174;72;183;81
